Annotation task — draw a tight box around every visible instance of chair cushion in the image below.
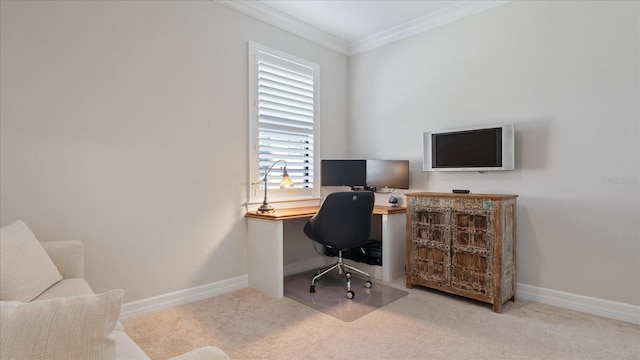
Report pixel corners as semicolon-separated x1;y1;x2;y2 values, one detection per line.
0;289;124;360
0;220;63;301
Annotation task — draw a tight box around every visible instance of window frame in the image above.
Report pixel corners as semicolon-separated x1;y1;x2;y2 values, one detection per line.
248;42;321;206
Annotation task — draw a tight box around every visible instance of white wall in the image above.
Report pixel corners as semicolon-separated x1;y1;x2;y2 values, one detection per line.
2;0;638;310
0;1;349;302
349;1;639;305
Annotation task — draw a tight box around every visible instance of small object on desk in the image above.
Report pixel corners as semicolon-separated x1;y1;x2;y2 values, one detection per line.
452;189;470;194
388;196;399;207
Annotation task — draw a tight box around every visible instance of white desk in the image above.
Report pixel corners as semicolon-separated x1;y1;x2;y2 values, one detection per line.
245;206;407;298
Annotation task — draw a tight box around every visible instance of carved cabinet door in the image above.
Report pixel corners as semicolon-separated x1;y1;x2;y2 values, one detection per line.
450;210;494;296
410;207;450;285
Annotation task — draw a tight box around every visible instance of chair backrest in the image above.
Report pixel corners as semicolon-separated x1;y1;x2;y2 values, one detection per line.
303;191;375;250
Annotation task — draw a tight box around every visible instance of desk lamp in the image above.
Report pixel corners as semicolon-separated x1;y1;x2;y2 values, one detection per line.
258;159;294;213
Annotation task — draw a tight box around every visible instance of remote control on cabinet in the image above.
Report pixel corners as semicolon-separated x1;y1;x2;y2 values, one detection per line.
452;189;470;194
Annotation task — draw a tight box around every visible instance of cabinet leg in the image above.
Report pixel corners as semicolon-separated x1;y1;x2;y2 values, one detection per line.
406;278;414;289
492;302;503;313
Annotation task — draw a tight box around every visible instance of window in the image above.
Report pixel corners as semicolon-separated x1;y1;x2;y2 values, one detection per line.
248;43;320;204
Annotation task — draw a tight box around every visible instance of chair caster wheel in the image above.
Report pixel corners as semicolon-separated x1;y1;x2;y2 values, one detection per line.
310;285;316;293
345;272;352;279
346;290;355;299
364;280;372;289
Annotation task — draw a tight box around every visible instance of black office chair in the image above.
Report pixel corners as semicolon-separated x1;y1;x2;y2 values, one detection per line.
303;191;375;299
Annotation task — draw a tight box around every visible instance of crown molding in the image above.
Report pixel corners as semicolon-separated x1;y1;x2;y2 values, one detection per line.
350;1;511;55
216;0;510;57
216;0;350;55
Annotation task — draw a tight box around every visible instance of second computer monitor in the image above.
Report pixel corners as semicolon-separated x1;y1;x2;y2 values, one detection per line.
366;160;410;189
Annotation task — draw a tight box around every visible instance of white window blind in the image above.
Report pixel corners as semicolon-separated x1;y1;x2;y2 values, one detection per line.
249;43;319;203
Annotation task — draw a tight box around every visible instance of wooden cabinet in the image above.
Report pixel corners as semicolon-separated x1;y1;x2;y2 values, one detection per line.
405;192;517;313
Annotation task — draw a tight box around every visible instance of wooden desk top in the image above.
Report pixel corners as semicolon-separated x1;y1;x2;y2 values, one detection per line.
245;205;406;221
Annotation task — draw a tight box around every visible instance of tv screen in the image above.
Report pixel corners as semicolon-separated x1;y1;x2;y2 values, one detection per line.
321;160;366;186
423;124;515;172
366;160;410;189
433;128;502;168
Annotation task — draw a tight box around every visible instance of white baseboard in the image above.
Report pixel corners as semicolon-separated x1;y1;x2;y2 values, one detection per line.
119;272;639;326
119;275;248;321
119;260;322;322
516;283;640;325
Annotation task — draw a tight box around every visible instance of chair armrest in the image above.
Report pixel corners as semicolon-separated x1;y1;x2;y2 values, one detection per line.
40;240;84;279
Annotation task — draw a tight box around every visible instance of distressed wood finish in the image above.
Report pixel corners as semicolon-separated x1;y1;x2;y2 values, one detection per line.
405;192;517;313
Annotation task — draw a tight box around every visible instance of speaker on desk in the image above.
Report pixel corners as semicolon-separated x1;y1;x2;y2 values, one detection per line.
389;196;399;207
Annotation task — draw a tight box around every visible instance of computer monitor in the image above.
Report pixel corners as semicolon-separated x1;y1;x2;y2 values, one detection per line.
366;160;410;189
321;160;367;187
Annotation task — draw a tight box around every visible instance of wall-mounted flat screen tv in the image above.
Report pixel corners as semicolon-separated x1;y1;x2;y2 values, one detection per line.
423;123;515;172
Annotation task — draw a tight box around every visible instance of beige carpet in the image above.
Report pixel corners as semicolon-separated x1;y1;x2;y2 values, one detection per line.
284;269;409;322
124;277;640;360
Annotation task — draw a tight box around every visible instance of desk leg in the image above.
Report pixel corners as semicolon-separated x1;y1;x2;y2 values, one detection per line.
247;218;284;298
381;213;407;282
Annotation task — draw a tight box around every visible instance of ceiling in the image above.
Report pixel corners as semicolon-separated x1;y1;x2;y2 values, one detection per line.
219;0;509;55
261;0;463;44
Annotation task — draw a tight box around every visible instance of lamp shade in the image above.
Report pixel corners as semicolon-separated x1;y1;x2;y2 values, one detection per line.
279;168;294;188
257;159;294;213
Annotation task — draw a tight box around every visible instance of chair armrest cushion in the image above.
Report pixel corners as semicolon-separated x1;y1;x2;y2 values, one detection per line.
41;240;84;279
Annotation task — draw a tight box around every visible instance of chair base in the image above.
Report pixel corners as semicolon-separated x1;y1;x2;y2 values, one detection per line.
310;250;372;299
